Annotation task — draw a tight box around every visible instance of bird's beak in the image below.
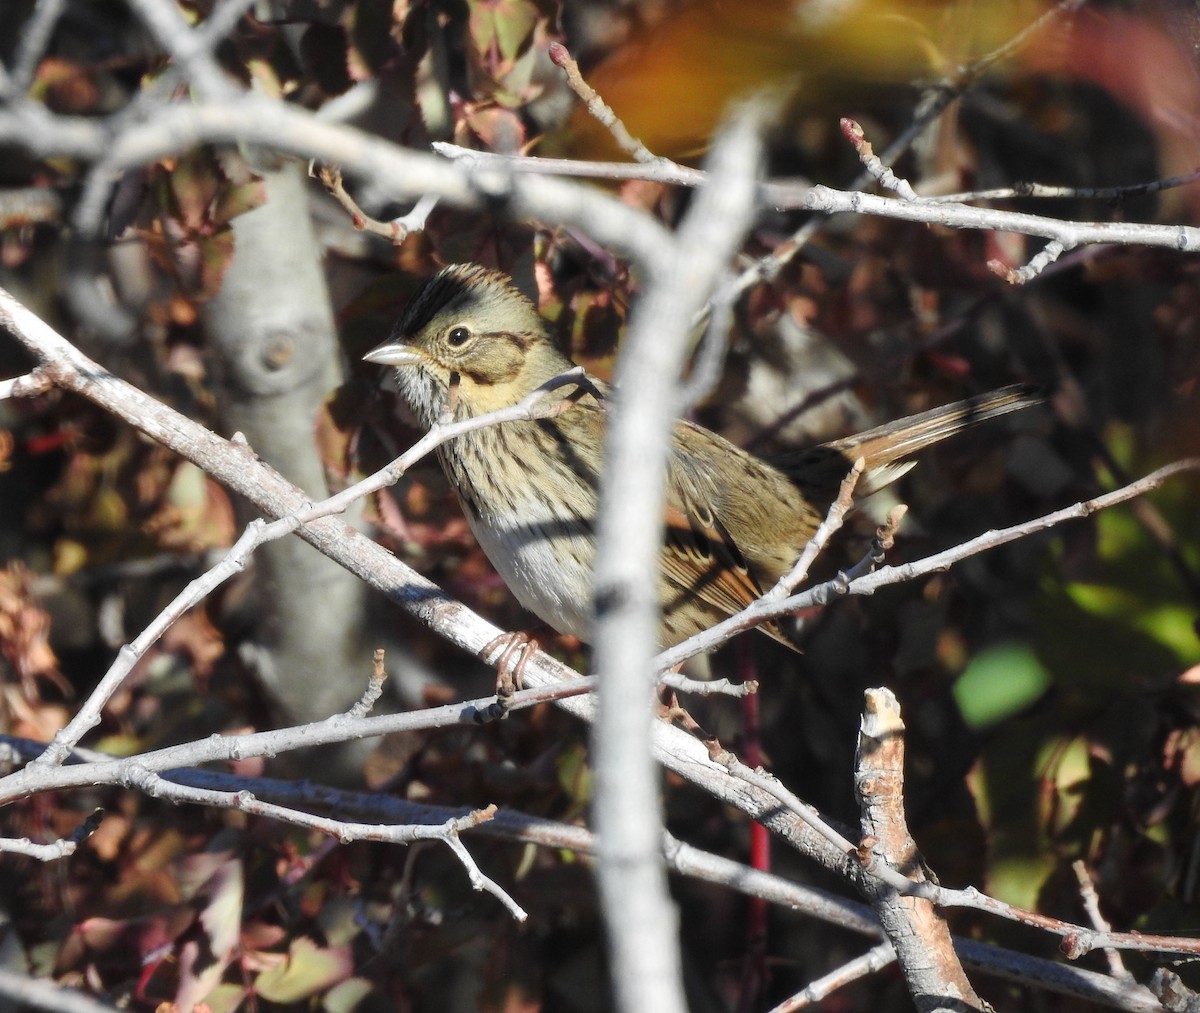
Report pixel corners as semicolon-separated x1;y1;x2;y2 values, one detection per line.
363;340;424;367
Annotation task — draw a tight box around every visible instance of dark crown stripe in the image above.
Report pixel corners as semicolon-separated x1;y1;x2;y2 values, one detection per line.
392;264;535;339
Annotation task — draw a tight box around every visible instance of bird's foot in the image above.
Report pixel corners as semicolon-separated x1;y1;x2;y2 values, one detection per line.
478;630;542;719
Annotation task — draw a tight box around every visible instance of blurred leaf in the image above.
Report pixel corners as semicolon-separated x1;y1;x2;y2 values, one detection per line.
167;153;221;231
202;983;250;1013
465;0;551;107
470;0;538;64
211;177;266;228
556;740;593;813
255;937;355;1003
31;56;99;113
316;897;365;947
1035;497;1200;691
954;642;1051;729
174;848;238;900
461;103;526;150
141;149;263;301
324;976;375;1012
92;732;144;756
0;563;64;693
494;39;540;106
196;229;236;301
57;906;194;972
146;460;236;553
199;859;244;962
986;853;1057;910
246;56;284;98
317;382;369;484
1066;583;1200;665
52;538;87;576
1165;728;1200;788
301;22;353;96
563;0;1044;159
242;922;288;951
1039;734;1091;838
349;0;396;78
176;936;228;1012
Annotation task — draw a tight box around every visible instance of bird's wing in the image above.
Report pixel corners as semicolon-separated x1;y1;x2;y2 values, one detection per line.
661;453;796;650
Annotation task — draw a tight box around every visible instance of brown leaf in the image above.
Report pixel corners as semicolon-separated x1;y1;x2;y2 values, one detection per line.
0;562;66;696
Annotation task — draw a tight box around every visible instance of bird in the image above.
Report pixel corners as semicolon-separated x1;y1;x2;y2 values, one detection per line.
364;263;1037;650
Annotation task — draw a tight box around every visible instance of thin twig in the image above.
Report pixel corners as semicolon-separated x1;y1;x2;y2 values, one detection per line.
4;0;69;98
548;42;670;168
432;140;708;186
842;118;1077;283
0;186;62;229
1073;859;1130;980
314;163;438;243
346;648;388;719
933;166;1200;204
772;457;865;598
12;364;595;768
123;763;527;918
0;367;54;400
0;675;598;809
769;941;897;1011
655;458;1200;668
0;807;102;860
841;118;918;201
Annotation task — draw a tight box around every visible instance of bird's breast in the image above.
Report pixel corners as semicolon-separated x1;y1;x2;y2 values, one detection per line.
438;418;601;641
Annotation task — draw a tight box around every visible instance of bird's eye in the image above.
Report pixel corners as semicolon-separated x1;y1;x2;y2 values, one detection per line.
446;326;471;347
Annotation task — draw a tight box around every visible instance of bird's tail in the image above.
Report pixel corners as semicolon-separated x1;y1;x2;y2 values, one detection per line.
776;384;1042;501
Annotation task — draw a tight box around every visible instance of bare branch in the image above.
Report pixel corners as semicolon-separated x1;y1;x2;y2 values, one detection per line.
548;42;670;168
433;141;709;186
429;141;1200;260
2;0;69;98
1073;859;1131;980
314;163;439;243
934;166;1200;204
122;762;527;918
655;458;1200;668
855;688;984;1011
589;104;766;1013
0;808;101;860
0;729;1172;1009
123;0;236;100
769;942;897;1012
0;186;61;229
841;118;918;200
0;367;54;400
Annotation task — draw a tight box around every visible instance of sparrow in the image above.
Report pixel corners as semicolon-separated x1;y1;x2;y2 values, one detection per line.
366;264;1036;649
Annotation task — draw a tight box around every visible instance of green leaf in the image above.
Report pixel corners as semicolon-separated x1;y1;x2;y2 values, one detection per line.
255;937;354;1003
324;976;374;1012
469;0;538;64
556;740;593;811
492;0;537;63
986;853;1056;911
200;983;249;1013
954;642;1051;729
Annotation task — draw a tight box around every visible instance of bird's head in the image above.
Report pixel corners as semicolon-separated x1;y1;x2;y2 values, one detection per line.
364;264;572;426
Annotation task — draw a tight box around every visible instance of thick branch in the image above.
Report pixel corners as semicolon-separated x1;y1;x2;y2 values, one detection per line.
856;689;984;1012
